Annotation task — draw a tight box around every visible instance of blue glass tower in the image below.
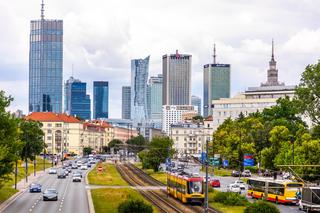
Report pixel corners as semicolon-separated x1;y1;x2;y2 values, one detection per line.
131;56;149;125
93;81;109;119
29;2;63;113
64;77;91;120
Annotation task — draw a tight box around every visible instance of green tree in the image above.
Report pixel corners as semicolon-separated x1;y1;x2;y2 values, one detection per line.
0;91;21;186
295;62;320;126
20;120;45;161
127;135;146;153
142;136;174;172
83;147;93;156
108;139;123;153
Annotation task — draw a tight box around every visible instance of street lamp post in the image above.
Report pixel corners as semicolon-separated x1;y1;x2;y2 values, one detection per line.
205;138;209;213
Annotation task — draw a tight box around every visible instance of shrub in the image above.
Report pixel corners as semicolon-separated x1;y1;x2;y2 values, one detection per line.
244;166;258;173
118;199;153;213
212;191;248;206
244;201;280;213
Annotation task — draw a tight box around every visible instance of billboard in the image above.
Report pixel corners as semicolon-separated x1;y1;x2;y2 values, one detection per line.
243;154;254;166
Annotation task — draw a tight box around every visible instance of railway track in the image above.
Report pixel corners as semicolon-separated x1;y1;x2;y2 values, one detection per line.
125;163;221;213
116;163;194;213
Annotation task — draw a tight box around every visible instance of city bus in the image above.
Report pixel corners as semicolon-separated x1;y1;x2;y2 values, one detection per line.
247;178;303;204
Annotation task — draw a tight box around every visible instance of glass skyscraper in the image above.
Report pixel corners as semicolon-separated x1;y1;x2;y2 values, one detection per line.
203;64;230;117
131;56;149;125
147;74;163;120
64;77;91;120
29;5;63;113
162;50;191;105
122;86;131;119
191;95;201;116
93;81;109;119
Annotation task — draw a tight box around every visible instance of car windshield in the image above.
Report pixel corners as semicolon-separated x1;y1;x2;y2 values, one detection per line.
30;183;39;187
189;181;203;193
73;174;81;177
46;189;56;193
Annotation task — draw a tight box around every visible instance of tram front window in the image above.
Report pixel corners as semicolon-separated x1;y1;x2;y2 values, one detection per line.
189;181;203;194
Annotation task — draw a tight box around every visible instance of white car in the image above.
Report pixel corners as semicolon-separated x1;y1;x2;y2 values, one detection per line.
234;180;246;190
80;164;88;170
48;168;57;174
72;173;81;182
227;184;241;193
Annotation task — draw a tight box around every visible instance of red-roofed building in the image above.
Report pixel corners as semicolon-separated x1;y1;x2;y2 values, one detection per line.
25;112;114;155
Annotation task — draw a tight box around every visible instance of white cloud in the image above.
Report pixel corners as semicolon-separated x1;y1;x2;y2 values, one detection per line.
1;0;320;117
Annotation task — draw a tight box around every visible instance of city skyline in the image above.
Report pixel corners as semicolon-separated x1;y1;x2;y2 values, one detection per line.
1;0;320;118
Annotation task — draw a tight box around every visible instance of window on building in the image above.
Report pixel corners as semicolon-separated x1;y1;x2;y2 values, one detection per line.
47;123;52;127
176;137;179;141
55;123;62;127
184;143;187;147
176;130;179;134
47;129;52;134
47;136;52;140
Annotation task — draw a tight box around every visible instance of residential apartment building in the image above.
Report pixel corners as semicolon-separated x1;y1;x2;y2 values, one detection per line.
25;112;113;155
162;105;197;135
163;50;191;105
170;119;213;158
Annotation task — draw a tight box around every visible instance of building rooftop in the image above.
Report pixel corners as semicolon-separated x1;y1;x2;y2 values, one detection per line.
246;85;296;92
26;112;81;123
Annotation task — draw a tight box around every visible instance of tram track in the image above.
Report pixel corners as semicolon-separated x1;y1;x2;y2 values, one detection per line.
116;163;190;213
123;163;221;213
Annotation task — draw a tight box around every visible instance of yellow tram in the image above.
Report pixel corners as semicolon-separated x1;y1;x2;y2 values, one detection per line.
167;172;204;204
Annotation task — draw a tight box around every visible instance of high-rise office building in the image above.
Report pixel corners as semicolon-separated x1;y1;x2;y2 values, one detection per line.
203;45;230;117
131;56;150;125
93;81;109;119
29;1;63;113
163;50;191;105
122;86;131;119
64;77;91;120
191;95;201;116
147;74;163;120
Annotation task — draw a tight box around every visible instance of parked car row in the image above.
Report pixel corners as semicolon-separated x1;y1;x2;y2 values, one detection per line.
231;170;252;177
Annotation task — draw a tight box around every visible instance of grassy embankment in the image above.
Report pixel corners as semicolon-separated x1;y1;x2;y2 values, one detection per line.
0;157;52;204
135;163;167;184
88;163;158;213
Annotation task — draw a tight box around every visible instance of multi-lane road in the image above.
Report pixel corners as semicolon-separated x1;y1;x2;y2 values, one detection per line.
3;165;89;213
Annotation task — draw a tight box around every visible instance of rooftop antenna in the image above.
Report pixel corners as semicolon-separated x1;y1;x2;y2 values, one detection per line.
41;0;45;20
213;43;217;64
72;64;74;77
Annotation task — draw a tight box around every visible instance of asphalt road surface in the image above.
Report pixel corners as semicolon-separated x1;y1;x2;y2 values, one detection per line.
3;166;89;213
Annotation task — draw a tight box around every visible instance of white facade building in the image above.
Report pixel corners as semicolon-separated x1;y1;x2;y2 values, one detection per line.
162;105;197;134
212;94;278;130
170;119;213;158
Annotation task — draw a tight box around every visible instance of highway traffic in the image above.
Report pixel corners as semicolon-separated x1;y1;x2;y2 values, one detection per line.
3;159;91;213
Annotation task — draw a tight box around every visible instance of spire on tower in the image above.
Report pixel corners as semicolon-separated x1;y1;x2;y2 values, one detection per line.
271;39;274;61
213;43;217;64
41;0;45;20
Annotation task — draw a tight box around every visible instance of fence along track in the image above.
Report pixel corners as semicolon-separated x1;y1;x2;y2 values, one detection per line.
116;164;191;213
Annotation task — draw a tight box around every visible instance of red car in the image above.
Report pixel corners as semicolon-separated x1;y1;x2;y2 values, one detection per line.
210;179;221;187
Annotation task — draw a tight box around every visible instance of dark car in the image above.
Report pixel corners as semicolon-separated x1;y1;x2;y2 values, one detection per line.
87;163;92;168
43;189;58;201
210;179;221;188
57;171;66;179
29;183;42;193
231;170;240;177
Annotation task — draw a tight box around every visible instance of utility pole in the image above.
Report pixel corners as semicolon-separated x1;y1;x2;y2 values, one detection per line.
33;153;36;176
14;160;18;190
205;139;209;213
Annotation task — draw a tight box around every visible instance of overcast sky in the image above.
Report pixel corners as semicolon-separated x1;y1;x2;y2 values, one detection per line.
1;0;320;117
